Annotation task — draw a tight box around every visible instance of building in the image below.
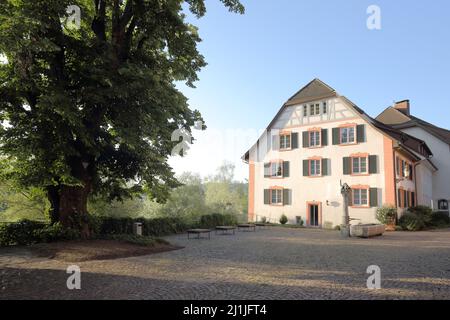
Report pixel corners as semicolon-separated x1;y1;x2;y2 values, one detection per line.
242;79;448;227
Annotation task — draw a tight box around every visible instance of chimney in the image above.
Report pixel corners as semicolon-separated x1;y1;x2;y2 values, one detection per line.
394;100;410;116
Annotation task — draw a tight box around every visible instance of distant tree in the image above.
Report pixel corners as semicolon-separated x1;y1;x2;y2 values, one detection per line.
0;0;243;237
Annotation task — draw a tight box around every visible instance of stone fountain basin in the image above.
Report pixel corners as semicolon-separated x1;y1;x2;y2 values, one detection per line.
350;224;385;238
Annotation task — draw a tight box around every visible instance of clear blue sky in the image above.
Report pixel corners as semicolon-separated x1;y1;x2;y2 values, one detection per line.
171;0;450;180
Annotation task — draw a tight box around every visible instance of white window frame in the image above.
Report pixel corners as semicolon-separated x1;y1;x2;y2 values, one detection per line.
353;188;368;207
270;189;283;205
280;134;291;150
309;131;321;147
340;126;356;144
352;157;368;174
271;162;283;178
310;159;321;176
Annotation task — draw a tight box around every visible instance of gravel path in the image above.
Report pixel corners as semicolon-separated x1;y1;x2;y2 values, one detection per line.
1;227;450;300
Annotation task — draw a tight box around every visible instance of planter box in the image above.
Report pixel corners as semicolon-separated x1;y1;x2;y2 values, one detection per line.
350;224;385;238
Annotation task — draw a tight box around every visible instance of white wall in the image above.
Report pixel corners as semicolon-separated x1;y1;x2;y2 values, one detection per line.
401;127;450;207
249;97;388;228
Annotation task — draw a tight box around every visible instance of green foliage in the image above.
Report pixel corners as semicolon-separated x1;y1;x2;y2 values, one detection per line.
279;214;288;225
376;205;397;224
430;211;450;227
98;216;190;237
0;181;49;222
0;220;78;246
199;213;238;228
398;213;426;231
0;0;243;228
407;206;433;225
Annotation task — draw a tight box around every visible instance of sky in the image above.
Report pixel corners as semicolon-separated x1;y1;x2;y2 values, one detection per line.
167;0;450;181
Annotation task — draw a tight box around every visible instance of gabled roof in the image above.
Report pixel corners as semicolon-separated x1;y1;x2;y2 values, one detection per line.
285;78;336;106
242;79;433;162
376;107;450;146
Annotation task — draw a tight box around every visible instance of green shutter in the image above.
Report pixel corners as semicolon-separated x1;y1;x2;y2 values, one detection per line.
357;125;366;143
302;131;309;148
283;189;291;206
283;161;290;178
411;192;416;207
303;160;309;176
370;188;378;207
321;129;328;146
264;189;270;205
369;155;378;174
404;191;408;208
322;158;329;176
291;132;299;149
264;163;270;178
332;128;340;145
398;189;402;207
343;157;351;175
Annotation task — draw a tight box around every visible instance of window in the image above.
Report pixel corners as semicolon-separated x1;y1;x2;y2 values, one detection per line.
438;199;449;210
352;157;368;174
353;188;368;207
309;131;321;147
309;104;315;116
270;189;282;205
271;162;283;178
340;127;355;144
315;103;320;115
280;134;291;150
323;102;327;114
310;159;321;176
303;105;308;117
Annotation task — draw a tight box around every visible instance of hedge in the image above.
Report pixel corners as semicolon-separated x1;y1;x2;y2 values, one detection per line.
0;213;242;247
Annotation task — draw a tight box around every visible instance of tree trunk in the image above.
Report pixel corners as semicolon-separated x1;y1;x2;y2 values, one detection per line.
46;158;94;239
46;185;60;224
59;183;91;239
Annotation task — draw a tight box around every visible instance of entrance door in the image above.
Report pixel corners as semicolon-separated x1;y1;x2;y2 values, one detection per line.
309;204;320;227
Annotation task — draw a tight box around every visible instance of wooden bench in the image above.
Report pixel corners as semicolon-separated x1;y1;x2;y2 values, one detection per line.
237;224;256;232
215;226;236;235
255;223;271;230
187;229;212;239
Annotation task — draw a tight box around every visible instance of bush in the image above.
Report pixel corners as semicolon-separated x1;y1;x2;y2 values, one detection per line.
100;234;168;246
279;214;288;225
376;205;397;224
0;220;46;246
398;213;425;231
407;206;433;225
199;213;238;228
430;211;450;227
0;220;79;246
98;216;190;237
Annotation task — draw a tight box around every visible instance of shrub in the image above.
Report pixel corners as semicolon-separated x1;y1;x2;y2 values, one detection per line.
199;213;238;228
279;214;288;225
0;220;80;246
407;206;433;225
98;216;190;237
376;205;397;224
430;211;450;227
260;216;267;224
100;234;168;246
398;213;425;231
0;220;46;246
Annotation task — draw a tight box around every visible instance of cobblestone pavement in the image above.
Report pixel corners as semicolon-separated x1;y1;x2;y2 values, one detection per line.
1;227;450;299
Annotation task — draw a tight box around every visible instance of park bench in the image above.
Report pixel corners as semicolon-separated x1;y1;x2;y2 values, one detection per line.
187;229;212;239
215;226;236;235
237;224;256;232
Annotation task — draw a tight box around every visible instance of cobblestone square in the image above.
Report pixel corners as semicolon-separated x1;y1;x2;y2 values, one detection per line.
1;227;450;299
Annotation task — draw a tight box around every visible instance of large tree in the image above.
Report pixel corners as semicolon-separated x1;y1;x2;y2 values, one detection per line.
0;0;243;237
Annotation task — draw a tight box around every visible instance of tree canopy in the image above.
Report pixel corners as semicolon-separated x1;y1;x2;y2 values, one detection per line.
0;0;243;236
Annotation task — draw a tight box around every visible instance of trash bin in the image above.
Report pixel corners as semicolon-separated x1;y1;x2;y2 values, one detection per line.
134;222;143;236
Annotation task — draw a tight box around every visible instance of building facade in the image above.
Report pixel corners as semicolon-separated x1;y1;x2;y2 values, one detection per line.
243;79;445;227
